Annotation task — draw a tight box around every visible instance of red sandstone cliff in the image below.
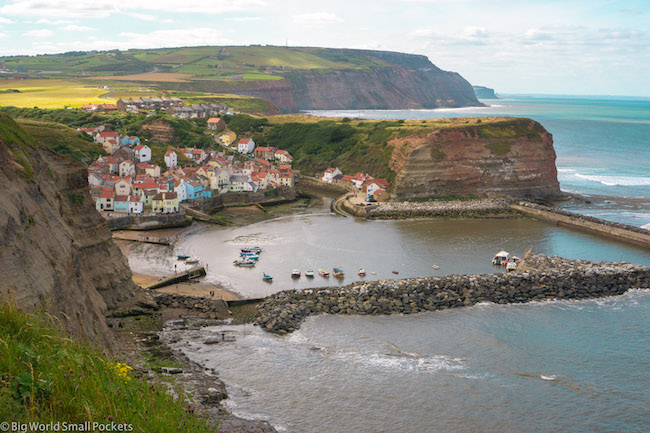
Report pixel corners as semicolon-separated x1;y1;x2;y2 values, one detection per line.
389;118;561;200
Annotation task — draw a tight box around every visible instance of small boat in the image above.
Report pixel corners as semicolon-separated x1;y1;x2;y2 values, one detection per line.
291;269;301;278
177;254;190;260
357;269;366;276
233;259;256;267
432;265;439;270
185;257;200;264
241;246;262;253
506;256;521;273
245;255;260;261
262;273;273;281
492;251;509;266
305;270;315;278
318;269;330;277
240;251;260;257
333;268;344;278
392;270;399;275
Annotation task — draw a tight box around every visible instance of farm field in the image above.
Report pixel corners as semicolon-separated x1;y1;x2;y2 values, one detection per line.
0;79;112;108
89;73;195;82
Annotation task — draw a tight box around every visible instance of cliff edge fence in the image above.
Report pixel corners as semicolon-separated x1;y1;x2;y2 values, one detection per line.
256;254;650;334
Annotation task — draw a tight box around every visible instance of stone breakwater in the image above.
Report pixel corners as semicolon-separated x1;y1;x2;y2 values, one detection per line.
519;201;650;236
150;292;231;320
256;254;650;334
365;198;516;219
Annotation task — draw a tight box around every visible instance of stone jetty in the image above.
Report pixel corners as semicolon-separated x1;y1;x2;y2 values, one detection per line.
256;254;650;334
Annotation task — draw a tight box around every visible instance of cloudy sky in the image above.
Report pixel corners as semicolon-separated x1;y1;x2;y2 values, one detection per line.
0;0;648;96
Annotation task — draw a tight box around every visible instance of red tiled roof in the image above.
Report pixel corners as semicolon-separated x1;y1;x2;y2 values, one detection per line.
99;132;118;137
128;195;141;202
133;144;146;151
239;138;251;144
342;175;353;181
207;117;222;123
153;192;177;200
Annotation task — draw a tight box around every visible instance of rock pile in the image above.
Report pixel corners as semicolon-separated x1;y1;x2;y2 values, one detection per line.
256;254;650;334
151;292;230;320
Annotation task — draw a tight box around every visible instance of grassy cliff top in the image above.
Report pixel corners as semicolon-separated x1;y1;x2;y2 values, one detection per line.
0;302;218;430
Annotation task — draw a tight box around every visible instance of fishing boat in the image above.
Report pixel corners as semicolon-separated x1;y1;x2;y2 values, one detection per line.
333;267;344;278
241;246;262;253
177;254;190;260
262;273;273;281
244;254;260;261
233;259;256;267
318;269;330;277
185;257;200;264
291;269;301;278
240;251;260;257
305;270;315;278
491;251;510;266
506;256;520;273
357;269;366;276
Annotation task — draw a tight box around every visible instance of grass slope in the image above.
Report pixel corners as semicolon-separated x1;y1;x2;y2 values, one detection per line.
0;303;217;432
0;79;112;108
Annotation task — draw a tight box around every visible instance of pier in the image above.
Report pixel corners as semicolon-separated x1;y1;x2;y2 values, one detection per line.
143;266;207;290
112;232;171;245
510;203;650;249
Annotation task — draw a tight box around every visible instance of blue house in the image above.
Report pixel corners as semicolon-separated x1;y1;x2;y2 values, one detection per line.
113;196;129;213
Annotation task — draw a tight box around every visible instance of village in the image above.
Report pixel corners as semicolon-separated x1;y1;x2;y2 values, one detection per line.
84;117;296;217
320;167;390;202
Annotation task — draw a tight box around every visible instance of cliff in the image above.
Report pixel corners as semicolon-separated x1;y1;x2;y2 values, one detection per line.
163;47;483;113
0;113;153;350
473;86;499;99
389;118;561;200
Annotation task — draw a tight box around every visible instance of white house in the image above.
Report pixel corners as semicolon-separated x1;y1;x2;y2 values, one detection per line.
238;138;255;154
164;150;178;168
366;182;383;199
275;149;293;164
133;144;152;163
119;160;135;177
174;180;188;202
88;173;103;187
322;167;342;183
128;195;143;214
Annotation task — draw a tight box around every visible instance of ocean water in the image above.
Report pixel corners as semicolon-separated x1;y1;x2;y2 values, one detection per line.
305;96;650;227
168;289;650;433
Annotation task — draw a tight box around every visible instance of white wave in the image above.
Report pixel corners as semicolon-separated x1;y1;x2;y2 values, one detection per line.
557;168;576;173
541;375;557;381
574;173;650;186
642;223;650;230
330;351;464;373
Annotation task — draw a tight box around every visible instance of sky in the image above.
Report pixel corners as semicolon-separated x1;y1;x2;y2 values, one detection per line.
0;0;648;96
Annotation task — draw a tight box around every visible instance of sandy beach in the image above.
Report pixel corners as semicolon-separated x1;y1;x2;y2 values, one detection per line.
132;273;244;301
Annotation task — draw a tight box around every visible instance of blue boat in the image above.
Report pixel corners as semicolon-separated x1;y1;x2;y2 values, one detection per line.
241;246;262;253
262;273;273;281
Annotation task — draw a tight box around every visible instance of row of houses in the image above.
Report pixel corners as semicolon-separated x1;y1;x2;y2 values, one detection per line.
88;143;296;215
167;104;235;119
322;167;390;201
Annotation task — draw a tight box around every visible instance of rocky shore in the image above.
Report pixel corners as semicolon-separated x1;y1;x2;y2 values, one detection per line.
364;198;517;219
256;254;650;334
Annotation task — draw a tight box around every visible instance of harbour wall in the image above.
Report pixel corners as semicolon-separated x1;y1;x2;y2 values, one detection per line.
150;291;231;320
106;212;190;231
256;254;650;334
511;202;650;248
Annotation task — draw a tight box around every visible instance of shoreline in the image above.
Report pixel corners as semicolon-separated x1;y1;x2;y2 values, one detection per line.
132;273;245;301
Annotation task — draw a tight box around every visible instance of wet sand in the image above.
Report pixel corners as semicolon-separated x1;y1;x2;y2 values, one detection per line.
132;273;244;301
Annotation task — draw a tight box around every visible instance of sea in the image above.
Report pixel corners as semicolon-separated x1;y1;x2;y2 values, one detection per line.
141;96;650;432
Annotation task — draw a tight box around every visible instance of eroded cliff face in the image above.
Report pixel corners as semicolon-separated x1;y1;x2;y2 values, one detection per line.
390;119;561;200
170;49;482;113
0;114;151;350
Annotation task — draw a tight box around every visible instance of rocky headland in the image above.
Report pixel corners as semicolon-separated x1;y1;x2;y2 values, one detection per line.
389;118;562;201
256;254;650;334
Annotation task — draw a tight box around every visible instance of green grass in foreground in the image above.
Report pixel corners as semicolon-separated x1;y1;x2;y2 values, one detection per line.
0;303;218;432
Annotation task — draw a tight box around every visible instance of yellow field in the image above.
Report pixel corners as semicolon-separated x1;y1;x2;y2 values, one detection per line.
90;73;194;82
0;79;113;108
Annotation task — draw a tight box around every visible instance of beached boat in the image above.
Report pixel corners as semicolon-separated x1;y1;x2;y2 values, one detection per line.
333;268;344;278
234;259;256;267
241;246;262;253
305;270;315;278
185;257;200;264
318;269;330;277
357;269;366;276
291;269;301;278
240;251;260;257
245;254;260;261
177;254;190;260
492;251;509;266
262;273;273;281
